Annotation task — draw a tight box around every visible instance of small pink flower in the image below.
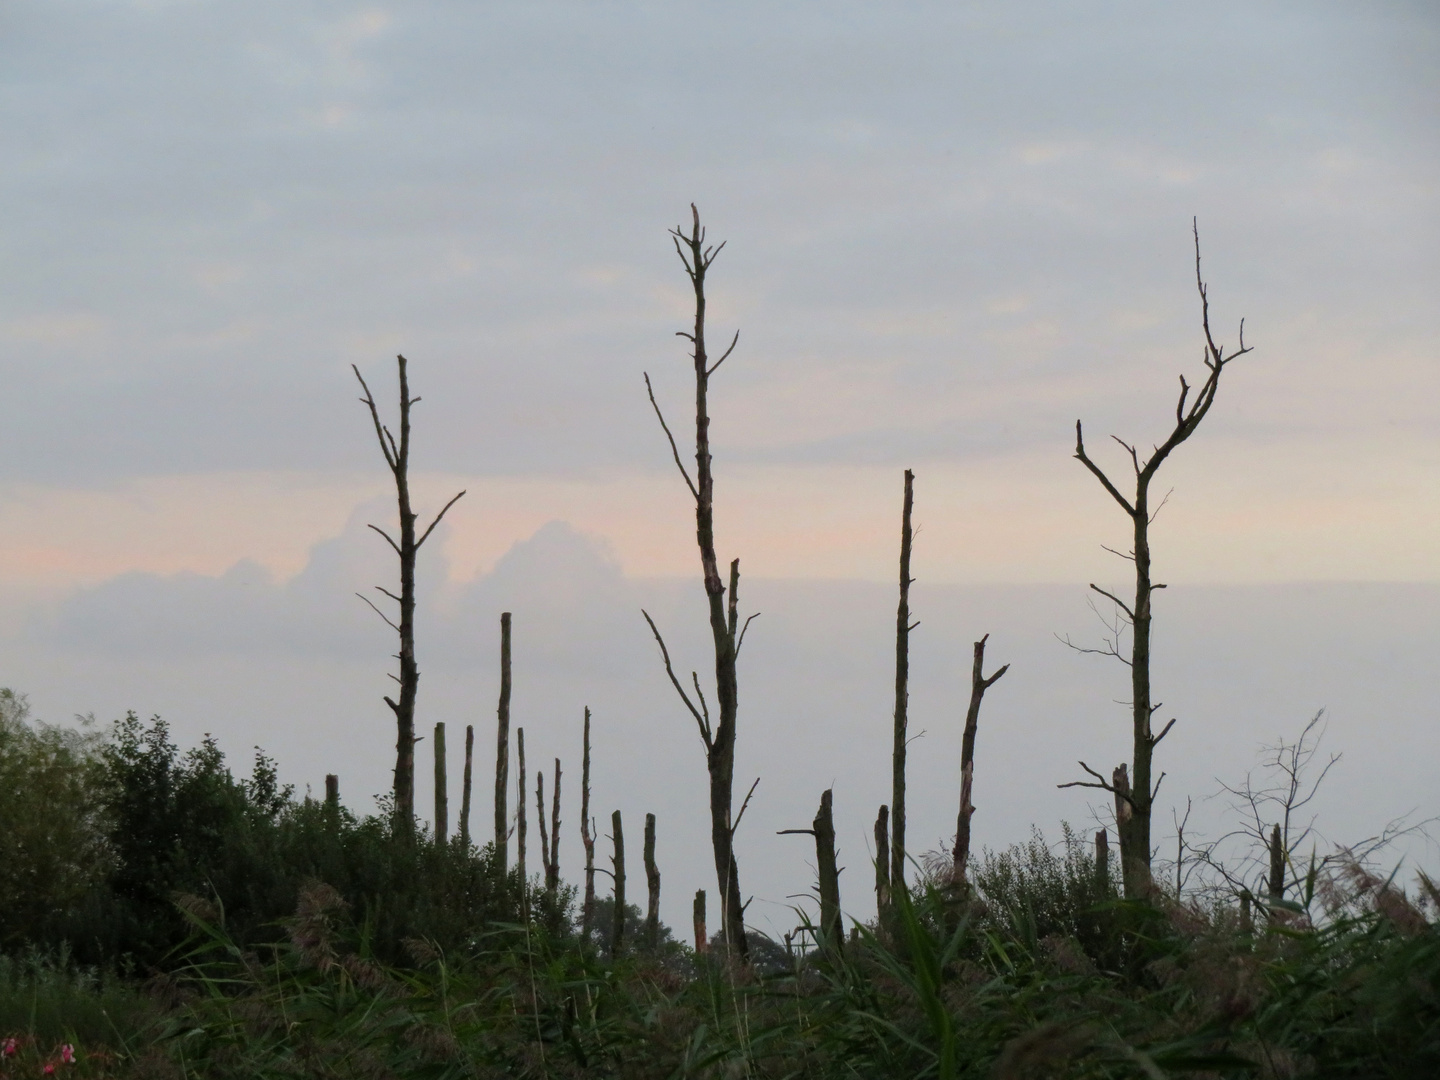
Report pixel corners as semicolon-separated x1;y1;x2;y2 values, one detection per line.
43;1065;55;1076
3;1036;17;1055
59;1044;75;1064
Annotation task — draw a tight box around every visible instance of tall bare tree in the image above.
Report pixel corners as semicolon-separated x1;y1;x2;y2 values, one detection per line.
353;356;465;834
1059;223;1251;897
641;205;757;958
891;469;916;893
517;726;528;917
953;636;1008;883
495;612;512;870
580;707;597;942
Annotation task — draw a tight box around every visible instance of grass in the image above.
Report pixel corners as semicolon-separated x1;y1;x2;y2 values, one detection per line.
3;835;1437;1078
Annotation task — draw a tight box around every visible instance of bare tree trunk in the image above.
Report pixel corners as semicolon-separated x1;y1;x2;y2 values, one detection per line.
641;206;754;959
580;707;597;943
1268;824;1284;905
535;769;549;900
433;722;448;843
814;790;842;951
1095;830;1110;895
1061;226;1250;899
352;357;465;835
1110;764;1141;891
874;804;891;917
954;634;1008;883
517;726;527;919
495;612;511;870
644;813;660;950
779;791;843;951
548;758;562;894
892;469;915;894
324;774;340;833
611;809;626;956
460;724;474;850
693;889;707;954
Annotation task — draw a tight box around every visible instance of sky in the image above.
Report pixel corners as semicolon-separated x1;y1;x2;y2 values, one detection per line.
2;1;1437;939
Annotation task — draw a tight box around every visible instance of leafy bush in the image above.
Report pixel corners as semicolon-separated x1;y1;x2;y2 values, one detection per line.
0;691;110;953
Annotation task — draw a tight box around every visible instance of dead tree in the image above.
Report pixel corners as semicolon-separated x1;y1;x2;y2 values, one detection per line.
324;774;340;832
548;758;562;895
353;357;466;834
693;889;707;954
641;205;757;958
611;810;626;956
644;813;660;950
433;721;448;843
535;770;549;895
517;726;528;917
1267;825;1285;920
580;707;597;942
494;612;512;869
780;789;843;952
459;724;474;850
1095;830;1111;895
1058;223;1251;898
953;635;1009;883
891;469;916;894
874;804;891;916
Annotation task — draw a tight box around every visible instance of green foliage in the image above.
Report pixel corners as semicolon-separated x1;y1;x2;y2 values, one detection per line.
0;691;111;952
4;708;525;970
3;705;1437;1077
0;948;160;1063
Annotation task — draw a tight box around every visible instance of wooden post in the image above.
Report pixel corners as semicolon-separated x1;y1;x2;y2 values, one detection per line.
611;810;626;956
580;708;597;943
459;724;474;850
495;612;512;871
892;469;915;895
693;889;707;954
644;813;661;950
874;804;890;917
433;721;448;843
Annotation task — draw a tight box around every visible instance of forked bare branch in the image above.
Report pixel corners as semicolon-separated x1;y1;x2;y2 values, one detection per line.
643;372;699;502
417;489;466;549
356;591;400;632
641;609;711;748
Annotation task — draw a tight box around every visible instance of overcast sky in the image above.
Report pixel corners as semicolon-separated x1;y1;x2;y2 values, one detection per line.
2;1;1437;937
